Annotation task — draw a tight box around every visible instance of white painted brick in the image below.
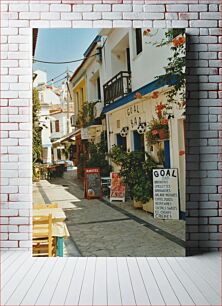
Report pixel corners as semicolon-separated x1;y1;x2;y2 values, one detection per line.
19;12;40;20
9;3;29;11
9;44;19;51
19;210;30;217
190;20;218;28
133;20;143;28
9;99;29;107
1;20;8;27
1;233;9;240
30;20;50;28
19;44;30;52
166;4;188;12
73;4;92;12
7;107;18;115
102;12;122;19
19;241;31;248
133;5;143;12
153;20;172;28
2;139;18;146
1;4;8;11
9;131;30;138
112;4;132;11
1;241;18;248
19;226;30;233
2;12;19;20
18;91;32;99
9;68;31;75
50;4;71;12
61;12;82;20
83;12;102;20
1;169;18;178
9;233;29;240
10;83;30;91
172;20;188;28
19;123;31;130
1;83;10;90
8;20;30;28
1;27;18;35
0;217;9;225
94;4;111;11
50;20;72;28
123;12;164;19
209;4;219;11
2;75;18;83
1;91;19;99
165;13;178;20
29;4;49;12
189;4;207;11
10;194;31;202
9;115;29;123
179;12;198;20
143;5;165;12
113;20;132;27
8;36;27;44
93;20;112;28
200;12;221;19
72;20;93;28
1;60;18;68
41;12;60;20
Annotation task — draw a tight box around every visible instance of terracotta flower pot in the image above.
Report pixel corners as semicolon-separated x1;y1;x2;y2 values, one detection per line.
158;129;169;140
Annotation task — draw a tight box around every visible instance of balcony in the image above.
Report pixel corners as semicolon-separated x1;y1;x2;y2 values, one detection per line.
103;71;131;106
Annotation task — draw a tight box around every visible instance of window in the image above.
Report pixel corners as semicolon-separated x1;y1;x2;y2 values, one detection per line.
116;134;127;152
135;29;142;55
76;92;79;114
97;77;101;100
50;121;53;133
55;120;60;132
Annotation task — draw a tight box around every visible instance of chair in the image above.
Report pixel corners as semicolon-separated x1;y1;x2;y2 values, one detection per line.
33;203;58;209
32;214;56;257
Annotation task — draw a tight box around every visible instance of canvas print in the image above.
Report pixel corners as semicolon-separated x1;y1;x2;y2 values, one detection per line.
32;28;186;257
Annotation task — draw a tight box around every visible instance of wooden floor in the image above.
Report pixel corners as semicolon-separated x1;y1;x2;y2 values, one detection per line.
1;251;221;305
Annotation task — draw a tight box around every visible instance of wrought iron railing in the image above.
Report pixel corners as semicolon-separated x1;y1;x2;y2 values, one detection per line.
103;71;131;106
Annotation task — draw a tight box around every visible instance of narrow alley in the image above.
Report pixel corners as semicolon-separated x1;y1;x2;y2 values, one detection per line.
33;170;185;257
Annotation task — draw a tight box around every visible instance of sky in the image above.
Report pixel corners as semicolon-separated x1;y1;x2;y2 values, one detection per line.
33;28;99;86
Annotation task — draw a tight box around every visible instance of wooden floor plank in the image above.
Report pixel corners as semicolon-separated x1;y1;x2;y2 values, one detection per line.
35;259;67;305
137;257;165;306
64;257;87;306
1;256;35;305
20;259;57;305
176;257;221;305
78;257;96;306
167;257;210;305
93;257;107;306
117;257;136;305
107;257;122;306
147;258;180;305
2;252;23;274
127;257;150;305
185;256;220;294
194;252;220;275
50;258;78;305
1;252;30;290
157;258;195;305
0;251;15;263
5;258;46;306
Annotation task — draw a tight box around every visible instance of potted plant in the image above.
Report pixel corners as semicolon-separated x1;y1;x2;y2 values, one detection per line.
146;103;169;144
109;146;156;210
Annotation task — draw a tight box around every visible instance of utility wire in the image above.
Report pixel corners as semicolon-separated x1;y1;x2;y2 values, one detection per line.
53;76;67;84
33;52;99;65
46;71;66;84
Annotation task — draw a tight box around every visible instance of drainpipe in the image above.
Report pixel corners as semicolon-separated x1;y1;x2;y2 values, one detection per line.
106;113;111;163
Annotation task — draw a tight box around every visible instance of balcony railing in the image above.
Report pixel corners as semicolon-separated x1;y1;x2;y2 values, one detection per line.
103;71;131;106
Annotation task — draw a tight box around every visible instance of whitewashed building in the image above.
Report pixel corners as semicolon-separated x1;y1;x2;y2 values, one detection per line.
100;29;186;216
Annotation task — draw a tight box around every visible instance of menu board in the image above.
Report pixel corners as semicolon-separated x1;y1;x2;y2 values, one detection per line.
84;168;102;199
110;172;126;203
153;168;179;220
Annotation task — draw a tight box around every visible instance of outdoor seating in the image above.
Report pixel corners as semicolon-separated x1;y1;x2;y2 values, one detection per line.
32;214;56;257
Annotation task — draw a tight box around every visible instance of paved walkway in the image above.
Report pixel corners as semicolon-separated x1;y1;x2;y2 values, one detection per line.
33;171;185;257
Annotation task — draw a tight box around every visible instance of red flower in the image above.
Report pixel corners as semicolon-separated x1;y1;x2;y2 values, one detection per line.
143;29;151;36
161;118;168;125
155;103;165;114
135;92;142;99
152;91;159;99
179;150;185;156
173;36;186;47
151;129;159;135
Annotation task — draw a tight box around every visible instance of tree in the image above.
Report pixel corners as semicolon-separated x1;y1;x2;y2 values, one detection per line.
33;88;42;164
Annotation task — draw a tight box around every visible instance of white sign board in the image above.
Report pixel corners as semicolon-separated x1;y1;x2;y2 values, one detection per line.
153;168;179;220
81;128;89;140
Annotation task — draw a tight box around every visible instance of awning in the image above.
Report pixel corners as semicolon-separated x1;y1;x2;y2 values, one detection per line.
52;130;79;147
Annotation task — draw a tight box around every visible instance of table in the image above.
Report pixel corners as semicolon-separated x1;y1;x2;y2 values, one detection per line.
33;208;69;257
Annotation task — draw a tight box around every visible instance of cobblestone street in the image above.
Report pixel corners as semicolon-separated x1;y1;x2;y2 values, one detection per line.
33;171;185;257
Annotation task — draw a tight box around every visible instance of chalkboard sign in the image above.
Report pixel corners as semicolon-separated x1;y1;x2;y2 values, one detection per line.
84;168;102;199
153;168;179;220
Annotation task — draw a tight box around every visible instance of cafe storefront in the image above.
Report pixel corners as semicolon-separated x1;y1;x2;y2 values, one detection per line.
103;80;186;217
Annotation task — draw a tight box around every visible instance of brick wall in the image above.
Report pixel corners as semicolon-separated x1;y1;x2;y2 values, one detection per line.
0;0;221;254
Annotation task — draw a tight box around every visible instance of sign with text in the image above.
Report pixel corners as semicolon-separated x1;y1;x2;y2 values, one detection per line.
153;168;179;220
84;168;102;199
81;128;89;140
110;172;126;203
